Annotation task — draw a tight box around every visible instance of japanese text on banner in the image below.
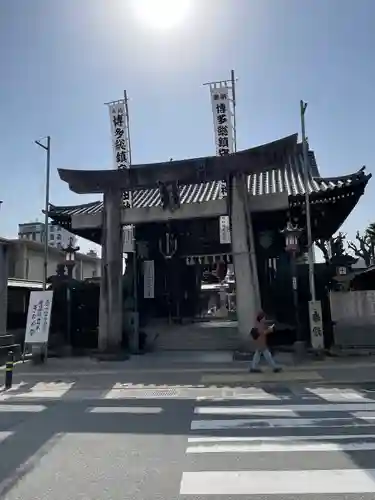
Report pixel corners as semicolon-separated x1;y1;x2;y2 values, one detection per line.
210;85;234;243
108;100;132;207
210;86;234;157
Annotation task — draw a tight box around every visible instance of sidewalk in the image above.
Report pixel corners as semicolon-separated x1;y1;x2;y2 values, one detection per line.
1;351;375;386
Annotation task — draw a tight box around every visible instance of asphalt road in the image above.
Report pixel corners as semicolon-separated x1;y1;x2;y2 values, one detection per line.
2;376;375;498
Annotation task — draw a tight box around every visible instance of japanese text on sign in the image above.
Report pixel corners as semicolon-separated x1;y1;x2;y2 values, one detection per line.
25;291;54;344
108;100;132;207
109;102;129;170
308;300;324;350
210;86;234;157
28;299;52;338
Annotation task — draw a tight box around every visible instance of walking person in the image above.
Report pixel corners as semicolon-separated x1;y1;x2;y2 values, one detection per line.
250;311;282;373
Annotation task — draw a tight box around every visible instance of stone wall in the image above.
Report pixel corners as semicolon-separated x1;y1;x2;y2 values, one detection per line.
330;290;375;347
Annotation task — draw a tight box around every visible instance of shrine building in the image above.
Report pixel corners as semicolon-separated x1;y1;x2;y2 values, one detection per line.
48;133;371;351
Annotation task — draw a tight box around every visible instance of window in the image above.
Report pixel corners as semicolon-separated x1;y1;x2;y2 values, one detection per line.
57;233;62;240
50;234;54;241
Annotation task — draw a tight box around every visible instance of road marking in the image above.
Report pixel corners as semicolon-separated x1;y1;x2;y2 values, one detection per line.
223;388;282;400
180;469;375;495
195;402;375;413
188;433;375;443
195;407;298;416
0;404;46;412
88;406;163;413
307;387;373;402
353;411;375;421
195;394;289;401
187;441;375;453
201;371;322;384
0;432;12;443
191;417;369;430
3;382;75;399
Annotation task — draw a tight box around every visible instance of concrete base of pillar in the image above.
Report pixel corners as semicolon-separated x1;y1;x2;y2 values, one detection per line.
293;340;306;362
310;348;326;360
93;350;130;361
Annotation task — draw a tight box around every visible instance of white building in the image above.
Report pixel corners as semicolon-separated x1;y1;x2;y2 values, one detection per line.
8;239;100;281
18;221;77;249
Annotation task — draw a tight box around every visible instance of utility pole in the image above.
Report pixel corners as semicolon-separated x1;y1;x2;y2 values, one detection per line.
300;101;315;301
124;90;139;352
300;101;324;353
35;136;51;291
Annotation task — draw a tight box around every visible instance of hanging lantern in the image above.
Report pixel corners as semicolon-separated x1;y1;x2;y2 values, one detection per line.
280;221;302;254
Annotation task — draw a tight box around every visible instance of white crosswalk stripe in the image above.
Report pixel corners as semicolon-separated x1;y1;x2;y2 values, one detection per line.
180;469;375;495
0;404;46;412
306;386;374;402
0;381;76;400
181;386;375;496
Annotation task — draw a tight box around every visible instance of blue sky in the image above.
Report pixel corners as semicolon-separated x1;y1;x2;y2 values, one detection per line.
0;0;374;253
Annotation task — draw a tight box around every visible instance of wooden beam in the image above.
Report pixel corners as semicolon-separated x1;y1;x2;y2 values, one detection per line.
58;134;298;194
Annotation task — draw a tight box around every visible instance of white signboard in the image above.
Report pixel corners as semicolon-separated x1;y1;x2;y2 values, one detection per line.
25;291;54;344
143;260;155;299
308;300;324;350
123;225;134;253
219;215;231;244
210;85;234;156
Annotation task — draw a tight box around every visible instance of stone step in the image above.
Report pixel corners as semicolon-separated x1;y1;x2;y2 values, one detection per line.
155;333;239;351
0;334;15;347
144;321;240;351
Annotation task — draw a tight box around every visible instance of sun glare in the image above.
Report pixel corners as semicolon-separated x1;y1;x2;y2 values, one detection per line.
131;0;191;30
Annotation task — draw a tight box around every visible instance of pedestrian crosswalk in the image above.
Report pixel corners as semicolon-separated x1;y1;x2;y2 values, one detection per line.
180;386;375;496
0;380;375;407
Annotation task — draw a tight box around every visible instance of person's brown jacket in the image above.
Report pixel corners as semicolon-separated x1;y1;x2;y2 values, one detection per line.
254;319;273;350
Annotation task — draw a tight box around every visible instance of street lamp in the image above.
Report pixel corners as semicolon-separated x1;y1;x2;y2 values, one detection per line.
281;221;304;357
62;237;80;348
62;237;80;279
159;228;178;325
35;136;51;291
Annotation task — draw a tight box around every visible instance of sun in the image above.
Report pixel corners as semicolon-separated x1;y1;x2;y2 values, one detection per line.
131;0;191;30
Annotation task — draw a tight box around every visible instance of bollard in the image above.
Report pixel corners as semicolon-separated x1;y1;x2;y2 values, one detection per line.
5;350;14;390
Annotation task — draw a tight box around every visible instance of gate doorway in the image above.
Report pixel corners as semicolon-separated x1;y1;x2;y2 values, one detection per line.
184;253;236;322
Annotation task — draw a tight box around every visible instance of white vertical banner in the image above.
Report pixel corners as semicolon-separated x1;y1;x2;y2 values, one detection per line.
210;85;234;156
123;225;134;253
210;83;234;243
107;99;132;208
219;215;231;244
308;300;324;350
24;291;54;344
108;100;130;169
143;260;155;299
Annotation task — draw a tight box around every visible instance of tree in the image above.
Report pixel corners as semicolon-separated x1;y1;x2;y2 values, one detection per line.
366;222;375;257
347;229;374;267
315;232;356;266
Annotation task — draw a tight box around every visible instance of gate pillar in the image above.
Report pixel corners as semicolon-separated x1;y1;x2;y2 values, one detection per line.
98;188;123;351
230;175;260;341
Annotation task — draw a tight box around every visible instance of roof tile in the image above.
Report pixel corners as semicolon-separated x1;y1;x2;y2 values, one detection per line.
49;151;370;218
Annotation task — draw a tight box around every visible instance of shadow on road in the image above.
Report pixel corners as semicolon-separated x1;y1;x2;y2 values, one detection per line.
1;374;375;496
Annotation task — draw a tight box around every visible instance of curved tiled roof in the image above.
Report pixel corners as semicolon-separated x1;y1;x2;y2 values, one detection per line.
49;150;371;218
